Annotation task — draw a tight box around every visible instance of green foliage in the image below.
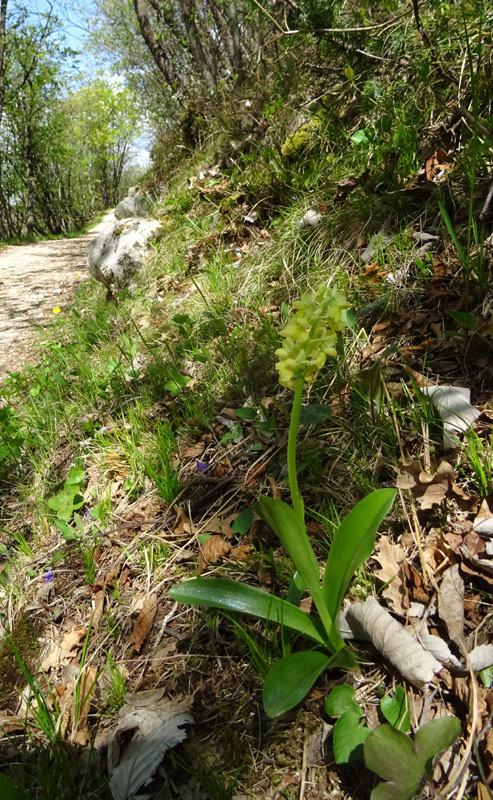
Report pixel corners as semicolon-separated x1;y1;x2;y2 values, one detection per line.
0;405;23;479
47;466;85;523
172;489;394;716
364;718;460;800
380;686;411;732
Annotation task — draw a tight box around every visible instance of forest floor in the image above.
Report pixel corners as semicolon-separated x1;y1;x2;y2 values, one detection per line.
0;212;114;382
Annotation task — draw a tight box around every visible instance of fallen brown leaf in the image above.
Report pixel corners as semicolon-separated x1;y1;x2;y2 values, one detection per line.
128;596;158;652
41;626;88;671
198;535;231;573
174;507;192;536
72;666;98;746
373;536;407;614
437;565;464;646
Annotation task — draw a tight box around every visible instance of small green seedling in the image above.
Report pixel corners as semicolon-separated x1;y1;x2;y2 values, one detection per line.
47;466;85;523
325;685;370;763
380;686;411;732
364;717;460;800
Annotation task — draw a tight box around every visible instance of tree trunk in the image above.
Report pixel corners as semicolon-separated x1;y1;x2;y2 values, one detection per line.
133;0;178;89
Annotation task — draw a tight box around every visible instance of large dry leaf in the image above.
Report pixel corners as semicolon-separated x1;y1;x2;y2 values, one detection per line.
421;385;480;449
128;595;158;652
437;564;464;646
198;535;231;573
108;695;193;800
345;597;442;687
41;626;88;671
412;622;461;668
468;644;493;671
473;498;493;536
373;536;407;614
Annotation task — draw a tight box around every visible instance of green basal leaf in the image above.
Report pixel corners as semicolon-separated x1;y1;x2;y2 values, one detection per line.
333;710;370;763
380;686;411;732
234;407;257;420
0;772;17;800
364;718;460;800
364;724;421;800
256;496;343;651
322;489;396;623
325;684;362;717
54;519;77;541
65;466;85;485
299;404;332;426
169;578;328;645
232;508;253;536
414;717;460;778
448;310;477;331
262;651;331;717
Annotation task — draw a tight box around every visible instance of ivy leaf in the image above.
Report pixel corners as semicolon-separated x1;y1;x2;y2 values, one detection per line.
325;685;362;717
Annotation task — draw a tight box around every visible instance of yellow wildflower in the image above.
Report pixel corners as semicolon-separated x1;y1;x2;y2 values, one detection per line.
275;283;348;389
52;307;62;314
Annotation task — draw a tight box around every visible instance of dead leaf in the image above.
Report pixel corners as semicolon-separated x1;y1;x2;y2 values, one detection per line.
418;479;449;510
174;507;192;536
108;695;192;800
230;543;253;560
202;513;236;539
41;626;88;671
128;596;158;652
373;536;407;614
92;590;105;633
473;498;493;536
198;535;231;573
72;666;98;746
421;385;480;449
345;597;442;687
180;440;207;460
437;564;464;646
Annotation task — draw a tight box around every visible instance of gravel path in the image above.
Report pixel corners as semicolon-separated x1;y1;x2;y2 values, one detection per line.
0;213;114;383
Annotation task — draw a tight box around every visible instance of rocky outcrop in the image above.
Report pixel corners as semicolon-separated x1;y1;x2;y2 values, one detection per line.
114;187;151;220
87;217;162;299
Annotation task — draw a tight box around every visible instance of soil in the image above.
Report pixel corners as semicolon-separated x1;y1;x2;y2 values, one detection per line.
0;212;114;384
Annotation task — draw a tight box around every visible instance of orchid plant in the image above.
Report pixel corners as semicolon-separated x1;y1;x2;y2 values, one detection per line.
171;281;395;717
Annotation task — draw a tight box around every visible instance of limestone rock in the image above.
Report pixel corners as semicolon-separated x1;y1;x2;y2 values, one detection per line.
114;190;150;220
87;217;162;297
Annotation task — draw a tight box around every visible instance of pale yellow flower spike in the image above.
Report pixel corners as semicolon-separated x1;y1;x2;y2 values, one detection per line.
275;283;348;389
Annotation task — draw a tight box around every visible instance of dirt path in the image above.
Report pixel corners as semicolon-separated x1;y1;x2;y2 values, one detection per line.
0;212;114;384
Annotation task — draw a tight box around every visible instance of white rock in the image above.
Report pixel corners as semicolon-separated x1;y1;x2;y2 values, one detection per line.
87;217;162;296
298;209;322;229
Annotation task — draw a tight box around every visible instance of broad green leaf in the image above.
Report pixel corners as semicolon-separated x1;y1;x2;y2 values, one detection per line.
299;404;332;426
322;489;395;623
256;496;342;650
350;128;372;145
365;718;460;800
325;684;362;717
0;773;17;800
65;466;85;485
448;310;477;331
234;407;257;420
380;686;410;731
262;651;331;717
414;717;460;777
333;711;370;763
169;578;327;645
364;724;420;800
54;519;77;541
47;489;78;521
232;508;253;536
344;66;355;81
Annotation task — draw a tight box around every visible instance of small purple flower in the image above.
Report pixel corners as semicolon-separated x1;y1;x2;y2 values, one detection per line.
43;567;54;583
85;509;93;519
197;461;209;471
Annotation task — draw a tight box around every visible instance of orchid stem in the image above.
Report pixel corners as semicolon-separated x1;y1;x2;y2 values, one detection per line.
288;375;305;522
